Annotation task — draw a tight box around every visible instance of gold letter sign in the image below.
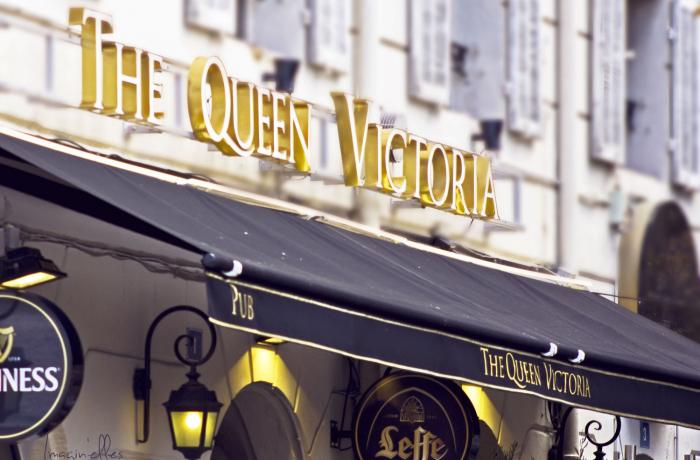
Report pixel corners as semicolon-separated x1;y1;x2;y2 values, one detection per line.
69;7;164;124
187;57;311;173
331;93;498;218
69;7;497;220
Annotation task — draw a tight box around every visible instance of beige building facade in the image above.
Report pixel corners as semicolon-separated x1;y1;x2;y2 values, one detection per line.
0;1;699;459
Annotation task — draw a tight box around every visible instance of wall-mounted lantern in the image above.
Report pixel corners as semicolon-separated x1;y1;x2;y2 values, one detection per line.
0;247;66;289
133;305;221;460
0;224;65;289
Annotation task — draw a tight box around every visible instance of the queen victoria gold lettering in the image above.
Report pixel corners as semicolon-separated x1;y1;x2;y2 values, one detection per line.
69;8;164;123
70;8;498;221
188;57;311;173
480;347;591;399
331;93;498;219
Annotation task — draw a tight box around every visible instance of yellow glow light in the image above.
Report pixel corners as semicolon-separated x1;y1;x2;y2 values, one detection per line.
184;412;202;430
170;411;207;448
251;345;277;383
259;336;286;345
462;384;484;405
1;272;57;289
462;384;501;431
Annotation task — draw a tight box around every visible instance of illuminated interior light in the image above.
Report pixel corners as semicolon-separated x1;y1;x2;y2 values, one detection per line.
0;247;65;289
2;271;58;289
256;335;286;345
184;411;203;430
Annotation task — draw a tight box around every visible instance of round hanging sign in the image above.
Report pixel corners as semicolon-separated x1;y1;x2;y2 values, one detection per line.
353;373;479;460
0;292;83;441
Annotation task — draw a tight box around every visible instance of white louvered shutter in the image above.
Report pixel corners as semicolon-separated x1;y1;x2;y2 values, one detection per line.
409;0;451;105
591;0;625;164
185;0;236;35
506;0;540;138
671;1;700;189
308;0;350;73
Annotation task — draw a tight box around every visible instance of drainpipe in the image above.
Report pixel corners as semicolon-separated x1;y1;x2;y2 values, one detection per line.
557;1;581;456
556;0;580;275
561;409;580;460
353;0;382;228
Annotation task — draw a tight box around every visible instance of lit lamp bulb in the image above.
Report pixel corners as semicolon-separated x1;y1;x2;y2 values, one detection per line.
163;371;222;460
185;412;202;431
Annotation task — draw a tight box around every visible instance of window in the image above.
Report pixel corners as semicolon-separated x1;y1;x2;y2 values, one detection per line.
251;0;307;59
625;0;670;178
671;0;700;189
184;0;237;35
506;0;540;139
409;0;452;105
449;0;506;120
590;0;626;164
308;0;350;73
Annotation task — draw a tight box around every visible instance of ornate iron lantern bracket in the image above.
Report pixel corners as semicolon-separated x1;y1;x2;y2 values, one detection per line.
132;305;218;444
548;403;621;460
585;416;621;460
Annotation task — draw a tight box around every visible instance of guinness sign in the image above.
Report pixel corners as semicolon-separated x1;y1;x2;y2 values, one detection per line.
354;373;479;460
0;292;83;441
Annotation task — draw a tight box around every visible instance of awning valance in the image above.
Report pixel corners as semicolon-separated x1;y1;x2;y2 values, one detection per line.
3;129;700;428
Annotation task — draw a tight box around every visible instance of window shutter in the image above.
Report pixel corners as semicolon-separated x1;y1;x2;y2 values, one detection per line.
409;0;451;105
185;0;236;35
506;0;540;138
671;1;700;188
449;0;506;120
590;0;625;163
308;0;350;73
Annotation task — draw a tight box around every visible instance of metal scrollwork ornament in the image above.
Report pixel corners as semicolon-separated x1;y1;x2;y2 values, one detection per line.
584;416;621;460
133;305;218;443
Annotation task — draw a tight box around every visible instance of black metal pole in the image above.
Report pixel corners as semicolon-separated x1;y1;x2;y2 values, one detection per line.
555;406;573;460
134;305;217;444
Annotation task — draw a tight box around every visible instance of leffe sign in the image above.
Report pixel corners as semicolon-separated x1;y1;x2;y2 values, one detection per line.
353;373;479;460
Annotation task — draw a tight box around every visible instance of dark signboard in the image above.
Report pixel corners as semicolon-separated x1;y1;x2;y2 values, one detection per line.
207;275;700;429
0;292;83;441
353;373;479;460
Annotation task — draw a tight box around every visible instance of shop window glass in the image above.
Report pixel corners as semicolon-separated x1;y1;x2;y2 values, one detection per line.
449;0;506;121
409;0;452;105
590;0;626;164
506;0;541;139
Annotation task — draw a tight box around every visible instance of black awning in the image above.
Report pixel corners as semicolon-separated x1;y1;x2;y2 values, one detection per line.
3;131;700;428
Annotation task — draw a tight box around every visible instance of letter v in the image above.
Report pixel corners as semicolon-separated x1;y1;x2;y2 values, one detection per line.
331;92;372;187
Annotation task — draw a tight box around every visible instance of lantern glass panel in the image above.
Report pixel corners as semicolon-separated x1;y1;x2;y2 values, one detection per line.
170;410;205;448
2;271;58;289
204;411;218;448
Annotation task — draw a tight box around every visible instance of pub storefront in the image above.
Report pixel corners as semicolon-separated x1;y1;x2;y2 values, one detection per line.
0;4;700;460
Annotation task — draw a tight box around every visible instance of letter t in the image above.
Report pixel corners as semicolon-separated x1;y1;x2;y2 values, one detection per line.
69;8;114;110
